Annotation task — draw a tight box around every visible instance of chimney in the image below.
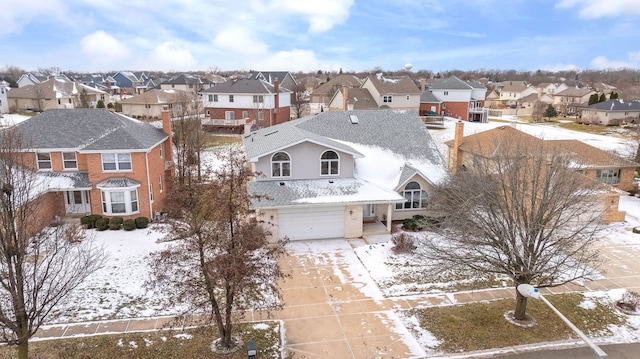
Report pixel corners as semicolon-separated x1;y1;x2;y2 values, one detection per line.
274;77;279;114
451;121;464;174
162;106;174;163
342;85;348;110
420;78;426;92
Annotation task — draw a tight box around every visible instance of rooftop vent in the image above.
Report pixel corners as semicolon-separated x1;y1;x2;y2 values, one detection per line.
349;115;359;124
279;182;285;186
265;130;278;136
328;180;334;184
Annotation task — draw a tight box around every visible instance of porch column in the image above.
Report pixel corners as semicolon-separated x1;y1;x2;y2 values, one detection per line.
386;204;392;232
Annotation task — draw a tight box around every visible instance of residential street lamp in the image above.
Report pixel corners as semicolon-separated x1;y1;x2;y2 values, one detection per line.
517;284;607;359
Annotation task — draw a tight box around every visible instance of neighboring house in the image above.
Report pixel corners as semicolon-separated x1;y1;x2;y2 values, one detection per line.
419;90;443;116
428;76;487;122
201;77;291;128
537;82;558;96
591;82;617;95
328;87;377;111
243;109;448;241
205;73;227;85
445;123;636;223
13;108;174;220
496;81;537;107
7;78;107;111
120;89;192;119
16;72;69;88
112;71;143;95
580;99;640;125
160;74;215;95
248;71;297;90
309;74;363;114
0;80;8;114
484;89;501;108
553;87;597;115
361;74;421;110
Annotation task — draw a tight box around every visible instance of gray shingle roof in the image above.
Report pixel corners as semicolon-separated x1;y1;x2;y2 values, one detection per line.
589;99;640;111
97;177;141;188
201;78;290;94
431;76;473;90
15;109;167;151
420;91;442;103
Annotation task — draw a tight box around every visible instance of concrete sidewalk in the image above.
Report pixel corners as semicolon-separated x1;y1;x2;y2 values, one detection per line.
33;233;640;358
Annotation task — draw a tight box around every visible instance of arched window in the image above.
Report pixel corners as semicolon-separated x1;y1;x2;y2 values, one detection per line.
320;150;339;175
396;181;428;210
271;152;291;177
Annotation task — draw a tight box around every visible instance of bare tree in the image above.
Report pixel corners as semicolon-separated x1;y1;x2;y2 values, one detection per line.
290;82;309;119
172;92;206;184
148;147;287;350
0;127;104;359
423;132;606;322
531;100;546;123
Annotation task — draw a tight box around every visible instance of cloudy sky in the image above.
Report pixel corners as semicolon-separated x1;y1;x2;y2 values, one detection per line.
2;0;640;73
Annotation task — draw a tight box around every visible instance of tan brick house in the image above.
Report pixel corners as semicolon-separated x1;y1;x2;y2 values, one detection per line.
14;108;174;221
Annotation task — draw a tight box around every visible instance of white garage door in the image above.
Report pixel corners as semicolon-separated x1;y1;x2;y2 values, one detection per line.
278;206;345;240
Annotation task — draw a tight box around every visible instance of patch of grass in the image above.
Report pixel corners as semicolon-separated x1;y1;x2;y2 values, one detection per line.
0;322;281;359
202;134;242;147
409;293;624;354
557;121;610;134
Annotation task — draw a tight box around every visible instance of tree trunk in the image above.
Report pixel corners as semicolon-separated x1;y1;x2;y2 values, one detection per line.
514;290;528;321
17;340;28;359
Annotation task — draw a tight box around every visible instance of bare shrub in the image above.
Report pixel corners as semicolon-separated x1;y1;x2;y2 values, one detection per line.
617;291;640;313
392;232;416;253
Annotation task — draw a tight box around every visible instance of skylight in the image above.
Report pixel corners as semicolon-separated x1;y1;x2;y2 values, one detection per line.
349;115;359;124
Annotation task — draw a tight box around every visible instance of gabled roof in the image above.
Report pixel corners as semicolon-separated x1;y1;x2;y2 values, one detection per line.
555;87;594;97
498;81;529;92
8;78;106;99
466;80;486;89
120;89;190;104
548;139;638;168
248;71;295;85
445;125;551;158
431;76;473;91
588;99;640;111
313;74;363;95
200;78;291;95
337;88;378;110
365;74;421;94
162;74;213;85
14;109;167;151
420;91;442;103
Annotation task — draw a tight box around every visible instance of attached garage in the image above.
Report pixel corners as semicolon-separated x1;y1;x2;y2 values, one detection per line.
278;206;345;240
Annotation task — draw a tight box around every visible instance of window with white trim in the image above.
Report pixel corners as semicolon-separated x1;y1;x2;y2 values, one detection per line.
396;181;428;209
225;111;235;121
383;95;393;103
101;189;139;214
258;111;264;121
101;153;132;171
253;95;264;103
596;169;621;185
242;111;249;118
159;175;163;192
149;183;154;201
320;150;339;176
229;95;234;102
271;152;291;177
37;152;52;170
62;152;77;169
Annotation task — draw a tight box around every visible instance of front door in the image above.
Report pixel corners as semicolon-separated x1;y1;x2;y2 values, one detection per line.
363;204;375;219
64;191;90;214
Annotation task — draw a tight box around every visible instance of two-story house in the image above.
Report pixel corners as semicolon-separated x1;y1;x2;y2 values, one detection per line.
7;78;107;111
361;74;421;110
160;74;215;95
14;108;174;220
112;71;144;96
445;122;637;223
121;89;192;119
553;87;597;115
426;76;487;122
243;109;448;241
495;81;537;107
201;77;291;129
248;71;297;91
309;74;363;114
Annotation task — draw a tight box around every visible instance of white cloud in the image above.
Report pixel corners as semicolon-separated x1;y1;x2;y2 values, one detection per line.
555;0;640;19
213;26;269;56
148;42;198;71
590;54;639;69
269;0;355;33
0;0;65;35
80;31;131;70
541;63;580;72
254;49;322;71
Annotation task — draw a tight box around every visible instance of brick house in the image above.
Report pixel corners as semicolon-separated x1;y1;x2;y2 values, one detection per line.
425;76;487;122
14;108;174;221
445;122;637;223
201;77;291;129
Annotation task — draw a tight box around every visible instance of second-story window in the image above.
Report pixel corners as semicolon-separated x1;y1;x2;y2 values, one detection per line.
383;95;393;103
320;150;339;175
229;95;234;102
253;95;264;103
102;153;132;171
63;152;77;170
271;152;291;177
37;152;52;170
